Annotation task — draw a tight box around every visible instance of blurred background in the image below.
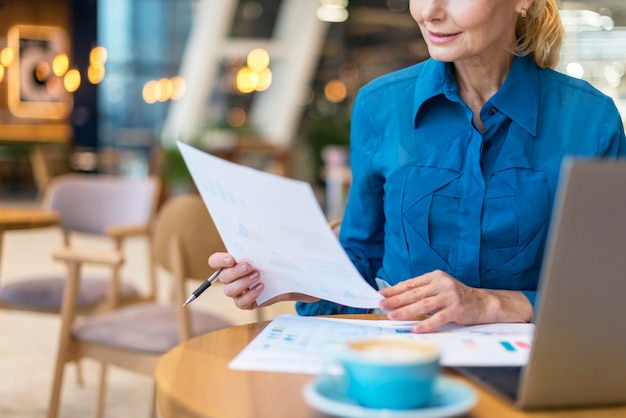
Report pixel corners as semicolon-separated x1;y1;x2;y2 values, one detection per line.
0;0;625;214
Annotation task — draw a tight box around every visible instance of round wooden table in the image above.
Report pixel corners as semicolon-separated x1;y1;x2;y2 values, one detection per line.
155;317;626;418
0;206;59;276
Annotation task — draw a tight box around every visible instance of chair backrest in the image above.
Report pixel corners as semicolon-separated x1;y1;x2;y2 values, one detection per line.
151;194;227;340
328;218;341;237
152;194;226;288
42;174;161;236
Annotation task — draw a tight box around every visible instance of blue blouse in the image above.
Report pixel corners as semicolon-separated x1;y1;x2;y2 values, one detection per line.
297;55;626;316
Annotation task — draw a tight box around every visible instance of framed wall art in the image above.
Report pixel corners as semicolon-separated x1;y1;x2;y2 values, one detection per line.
7;24;72;119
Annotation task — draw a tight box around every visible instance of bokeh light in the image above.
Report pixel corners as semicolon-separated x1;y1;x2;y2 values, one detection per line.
64;69;81;92
236;67;257;93
90;46;108;66
236;48;273;93
171;76;186;100
227;107;247;127
52;54;69;76
0;47;14;67
324;79;347;103
247;48;270;71
143;80;158;104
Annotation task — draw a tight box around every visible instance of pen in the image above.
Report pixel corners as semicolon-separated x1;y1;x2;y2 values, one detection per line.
183;268;223;306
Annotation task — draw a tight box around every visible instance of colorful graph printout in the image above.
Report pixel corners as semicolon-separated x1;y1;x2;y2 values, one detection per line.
229;315;535;374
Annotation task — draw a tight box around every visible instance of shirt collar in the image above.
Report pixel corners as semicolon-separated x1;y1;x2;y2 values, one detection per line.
490;55;539;137
413;58;450;118
413;56;539;137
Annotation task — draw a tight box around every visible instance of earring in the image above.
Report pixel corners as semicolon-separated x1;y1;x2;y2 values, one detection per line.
521;8;527;18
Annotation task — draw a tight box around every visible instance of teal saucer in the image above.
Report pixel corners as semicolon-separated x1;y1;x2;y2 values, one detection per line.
302;375;477;418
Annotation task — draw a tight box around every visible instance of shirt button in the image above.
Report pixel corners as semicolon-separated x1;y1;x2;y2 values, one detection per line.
484;141;492;149
487;107;497;116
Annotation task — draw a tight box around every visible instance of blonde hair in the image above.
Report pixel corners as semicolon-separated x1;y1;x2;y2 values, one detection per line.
515;0;565;69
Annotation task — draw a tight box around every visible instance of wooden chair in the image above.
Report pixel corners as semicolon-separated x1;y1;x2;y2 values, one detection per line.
47;194;233;418
328;218;342;237
0;173;161;314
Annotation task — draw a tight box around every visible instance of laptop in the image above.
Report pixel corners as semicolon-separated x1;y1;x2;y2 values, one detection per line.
455;158;626;410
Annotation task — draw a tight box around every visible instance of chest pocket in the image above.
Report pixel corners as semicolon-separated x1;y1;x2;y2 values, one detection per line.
396;149;463;276
480;166;550;288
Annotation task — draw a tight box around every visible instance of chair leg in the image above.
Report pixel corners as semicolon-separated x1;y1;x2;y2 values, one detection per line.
75;359;85;387
47;359;67;418
149;380;158;418
94;363;109;418
256;307;265;323
48;259;82;418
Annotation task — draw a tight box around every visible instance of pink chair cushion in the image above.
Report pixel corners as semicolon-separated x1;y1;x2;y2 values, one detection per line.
0;276;139;311
72;304;232;354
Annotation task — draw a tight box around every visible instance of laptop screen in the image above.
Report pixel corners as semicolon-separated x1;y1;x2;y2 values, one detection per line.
457;158;626;410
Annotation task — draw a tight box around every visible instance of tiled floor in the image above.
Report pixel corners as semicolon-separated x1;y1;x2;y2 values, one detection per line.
0;201;296;418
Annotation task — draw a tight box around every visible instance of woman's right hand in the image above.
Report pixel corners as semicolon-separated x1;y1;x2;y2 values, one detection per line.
208;252;321;310
208;252;263;310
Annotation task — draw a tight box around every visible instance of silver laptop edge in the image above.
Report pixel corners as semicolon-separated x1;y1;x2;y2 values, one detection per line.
516;158;626;409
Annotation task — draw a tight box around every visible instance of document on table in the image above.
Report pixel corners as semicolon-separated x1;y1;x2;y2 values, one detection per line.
177;141;382;308
229;314;535;373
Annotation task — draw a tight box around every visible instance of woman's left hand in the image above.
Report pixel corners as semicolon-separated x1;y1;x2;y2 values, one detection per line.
378;269;531;333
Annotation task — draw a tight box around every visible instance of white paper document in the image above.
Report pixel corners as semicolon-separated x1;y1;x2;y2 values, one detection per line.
178;141;383;308
229;314;535;373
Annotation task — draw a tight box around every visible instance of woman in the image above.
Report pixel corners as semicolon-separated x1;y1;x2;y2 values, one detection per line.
209;0;626;332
